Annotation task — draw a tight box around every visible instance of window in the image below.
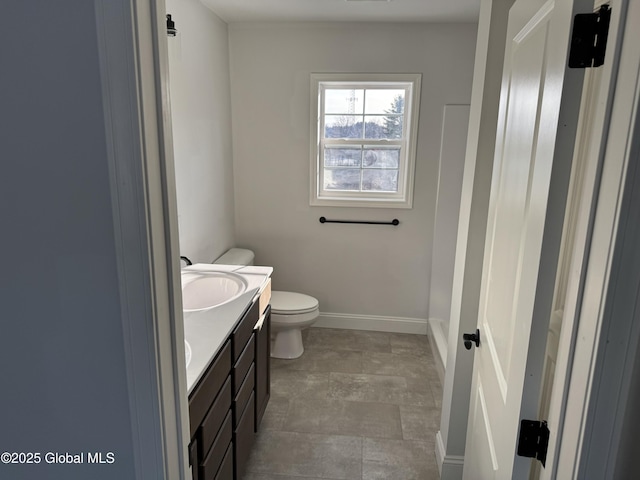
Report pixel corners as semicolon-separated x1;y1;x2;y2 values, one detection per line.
310;73;421;208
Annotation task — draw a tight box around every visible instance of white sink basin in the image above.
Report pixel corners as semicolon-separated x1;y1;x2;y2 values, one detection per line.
181;272;248;312
185;340;192;367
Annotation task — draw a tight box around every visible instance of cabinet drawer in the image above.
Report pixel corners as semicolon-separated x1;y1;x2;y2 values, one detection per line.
233;392;255;480
189;341;231;436
214;443;233;480
199;376;231;459
189;439;199;480
233;363;254;427
199;410;232;480
231;300;259;362
233;333;255;395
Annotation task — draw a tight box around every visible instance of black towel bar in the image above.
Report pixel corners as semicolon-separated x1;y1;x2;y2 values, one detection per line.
319;217;399;226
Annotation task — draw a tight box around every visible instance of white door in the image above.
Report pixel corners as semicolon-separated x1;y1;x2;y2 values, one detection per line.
462;0;593;478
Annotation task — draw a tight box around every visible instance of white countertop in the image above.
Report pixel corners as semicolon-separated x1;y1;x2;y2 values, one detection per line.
182;264;273;394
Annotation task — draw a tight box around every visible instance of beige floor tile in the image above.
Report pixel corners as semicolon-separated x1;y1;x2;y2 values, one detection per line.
246;431;362;479
270;370;330;400
362;461;440;480
389;332;432;357
272;348;363;374
249;328;444;479
329;372;436;407
399;404;441;441
305;328;391;353
362;438;439;480
258;405;287;432
362;351;431;378
283;397;402;439
243;474;326;480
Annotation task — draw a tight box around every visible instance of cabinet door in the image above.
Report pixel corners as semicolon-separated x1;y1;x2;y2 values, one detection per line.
254;306;271;431
234;393;255;480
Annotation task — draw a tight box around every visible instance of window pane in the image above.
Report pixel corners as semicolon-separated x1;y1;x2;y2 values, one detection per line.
364;115;403;139
325;115;363;139
362;169;398;192
325;89;364;114
325;147;362;167
364;89;405;114
363;148;400;168
324;168;361;191
363;116;385;139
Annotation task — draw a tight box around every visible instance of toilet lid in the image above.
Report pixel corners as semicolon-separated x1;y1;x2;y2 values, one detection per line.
271;291;319;315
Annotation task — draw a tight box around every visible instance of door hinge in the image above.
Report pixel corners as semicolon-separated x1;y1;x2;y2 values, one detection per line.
517;419;550;467
166;14;177;37
569;5;611;68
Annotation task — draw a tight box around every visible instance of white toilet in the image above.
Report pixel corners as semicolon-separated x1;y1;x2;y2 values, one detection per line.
214;248;319;359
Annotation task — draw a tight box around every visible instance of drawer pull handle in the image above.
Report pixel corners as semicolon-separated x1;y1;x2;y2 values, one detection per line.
254;314;266;331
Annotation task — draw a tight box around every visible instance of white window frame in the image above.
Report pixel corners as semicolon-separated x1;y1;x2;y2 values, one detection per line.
310;73;421;209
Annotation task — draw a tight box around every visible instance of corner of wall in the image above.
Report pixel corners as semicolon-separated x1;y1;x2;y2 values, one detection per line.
436;431;465;480
428;318;448;384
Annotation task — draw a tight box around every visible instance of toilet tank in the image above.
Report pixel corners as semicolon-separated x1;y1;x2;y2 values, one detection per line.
214;248;255;266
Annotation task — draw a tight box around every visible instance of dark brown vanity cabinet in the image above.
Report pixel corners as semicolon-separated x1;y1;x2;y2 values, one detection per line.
231;300;258;480
188;342;232;480
254;305;271;430
188;296;271;480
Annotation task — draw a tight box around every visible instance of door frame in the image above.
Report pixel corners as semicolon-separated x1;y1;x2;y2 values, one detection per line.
96;0;189;478
103;0;640;477
552;0;640;476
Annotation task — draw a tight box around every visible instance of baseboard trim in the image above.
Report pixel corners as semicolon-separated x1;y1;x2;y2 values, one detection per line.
428;318;448;383
436;431;446;475
436;431;465;479
315;312;428;335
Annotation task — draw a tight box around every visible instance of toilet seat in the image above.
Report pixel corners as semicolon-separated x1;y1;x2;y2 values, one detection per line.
271;291;319;315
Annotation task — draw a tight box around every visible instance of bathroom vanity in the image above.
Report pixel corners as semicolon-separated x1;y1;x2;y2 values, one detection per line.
182;265;272;480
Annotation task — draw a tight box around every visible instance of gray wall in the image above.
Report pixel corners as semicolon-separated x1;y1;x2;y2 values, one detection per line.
229;22;477;321
167;0;236;263
0;2;135;478
615;335;640;479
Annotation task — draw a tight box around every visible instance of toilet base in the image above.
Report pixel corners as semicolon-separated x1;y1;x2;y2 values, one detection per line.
271;329;304;359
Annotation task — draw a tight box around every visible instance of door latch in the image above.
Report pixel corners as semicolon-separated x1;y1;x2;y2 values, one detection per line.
462;329;480;350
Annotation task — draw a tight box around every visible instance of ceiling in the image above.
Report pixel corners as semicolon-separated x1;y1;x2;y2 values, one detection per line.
198;0;481;24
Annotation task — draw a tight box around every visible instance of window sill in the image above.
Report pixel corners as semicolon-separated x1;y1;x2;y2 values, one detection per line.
310;195;413;209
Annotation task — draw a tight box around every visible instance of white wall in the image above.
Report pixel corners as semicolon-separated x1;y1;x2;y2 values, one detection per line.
429;105;470;332
0;2;137;478
166;0;235;263
229;23;477;324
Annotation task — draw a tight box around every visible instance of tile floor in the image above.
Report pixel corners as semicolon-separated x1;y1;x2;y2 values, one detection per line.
244;328;443;480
